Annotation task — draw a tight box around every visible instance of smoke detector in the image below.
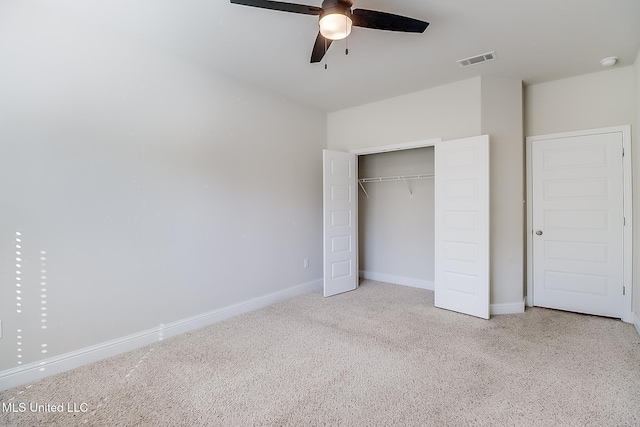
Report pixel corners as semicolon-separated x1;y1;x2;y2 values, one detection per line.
457;51;497;67
600;57;617;67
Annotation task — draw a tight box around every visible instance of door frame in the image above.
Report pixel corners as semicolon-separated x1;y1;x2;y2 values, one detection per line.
322;137;442;297
347;135;491;319
349;136;441;287
350;137;442;156
525;125;633;322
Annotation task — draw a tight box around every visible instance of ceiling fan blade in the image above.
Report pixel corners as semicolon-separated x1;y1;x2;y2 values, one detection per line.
230;0;322;15
310;32;332;63
352;9;429;33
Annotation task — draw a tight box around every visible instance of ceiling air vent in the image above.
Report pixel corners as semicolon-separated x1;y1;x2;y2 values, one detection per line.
457;51;497;67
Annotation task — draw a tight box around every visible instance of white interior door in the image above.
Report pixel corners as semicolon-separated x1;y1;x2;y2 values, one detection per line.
434;135;490;319
323;150;358;297
531;132;624;318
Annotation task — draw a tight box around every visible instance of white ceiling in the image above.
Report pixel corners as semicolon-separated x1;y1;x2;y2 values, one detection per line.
53;0;640;112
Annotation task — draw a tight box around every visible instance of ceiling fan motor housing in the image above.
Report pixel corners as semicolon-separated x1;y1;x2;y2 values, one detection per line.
321;0;354;9
319;0;352;20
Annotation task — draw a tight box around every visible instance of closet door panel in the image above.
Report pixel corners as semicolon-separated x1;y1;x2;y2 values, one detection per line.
323;150;358;297
434;135;490;319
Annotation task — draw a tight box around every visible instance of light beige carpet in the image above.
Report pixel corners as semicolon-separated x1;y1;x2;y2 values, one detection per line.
1;280;639;426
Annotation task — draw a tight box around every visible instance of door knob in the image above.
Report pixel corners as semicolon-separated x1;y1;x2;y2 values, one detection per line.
536;230;543;236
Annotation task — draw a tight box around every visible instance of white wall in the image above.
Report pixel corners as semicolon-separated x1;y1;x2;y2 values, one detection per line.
524;65;637;321
327;78;483;151
0;1;325;372
525;67;635;136
634;53;640;322
480;77;525;305
328;76;526;310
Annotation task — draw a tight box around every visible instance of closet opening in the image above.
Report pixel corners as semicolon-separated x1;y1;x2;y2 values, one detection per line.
357;147;435;290
323;134;490;318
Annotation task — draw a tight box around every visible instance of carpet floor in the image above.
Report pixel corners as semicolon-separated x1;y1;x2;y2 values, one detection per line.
1;280;639;426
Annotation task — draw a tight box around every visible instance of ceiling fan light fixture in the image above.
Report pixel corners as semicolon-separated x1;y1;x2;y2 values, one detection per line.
319;10;352;40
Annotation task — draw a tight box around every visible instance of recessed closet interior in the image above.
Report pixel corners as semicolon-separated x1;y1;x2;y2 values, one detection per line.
357;146;435;288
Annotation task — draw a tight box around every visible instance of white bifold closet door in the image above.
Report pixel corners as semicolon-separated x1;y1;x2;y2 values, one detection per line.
323;135;490;319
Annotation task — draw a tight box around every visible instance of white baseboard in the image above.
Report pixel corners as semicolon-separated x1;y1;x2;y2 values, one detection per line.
490;299;526;315
0;279;322;392
360;270;434;290
360;271;525;316
634;312;640;337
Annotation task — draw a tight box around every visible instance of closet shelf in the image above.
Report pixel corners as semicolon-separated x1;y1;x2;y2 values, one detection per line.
358;173;434;183
357;173;434;198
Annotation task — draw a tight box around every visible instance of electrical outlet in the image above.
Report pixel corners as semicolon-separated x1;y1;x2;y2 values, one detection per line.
0;320;3;339
303;258;309;269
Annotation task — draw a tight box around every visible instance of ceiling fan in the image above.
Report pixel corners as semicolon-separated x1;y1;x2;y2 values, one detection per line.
230;0;429;63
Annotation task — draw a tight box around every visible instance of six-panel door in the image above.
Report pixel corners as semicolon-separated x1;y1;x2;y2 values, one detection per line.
434;135;490;319
323;150;358;297
531;132;624;318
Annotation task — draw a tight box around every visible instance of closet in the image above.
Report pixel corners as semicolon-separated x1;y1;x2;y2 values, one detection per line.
357;147;435;290
323;135;490;319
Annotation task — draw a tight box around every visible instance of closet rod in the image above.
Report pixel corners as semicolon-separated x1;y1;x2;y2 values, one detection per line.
357;173;433;199
357;173;434;183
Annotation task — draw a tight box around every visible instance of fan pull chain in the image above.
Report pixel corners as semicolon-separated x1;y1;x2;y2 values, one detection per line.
345;15;349;56
324;37;328;70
